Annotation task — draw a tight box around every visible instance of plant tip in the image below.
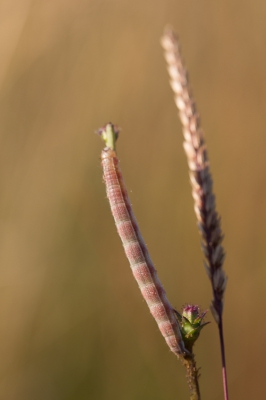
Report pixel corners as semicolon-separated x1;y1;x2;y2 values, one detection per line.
96;123;120;150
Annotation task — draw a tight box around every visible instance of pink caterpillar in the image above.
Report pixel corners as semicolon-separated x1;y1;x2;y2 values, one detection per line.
101;132;186;357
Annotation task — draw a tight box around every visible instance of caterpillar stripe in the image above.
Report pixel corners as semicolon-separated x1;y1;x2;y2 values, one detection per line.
101;147;186;356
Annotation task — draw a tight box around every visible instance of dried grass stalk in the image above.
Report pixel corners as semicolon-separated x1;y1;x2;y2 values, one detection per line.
161;28;229;400
161;28;227;326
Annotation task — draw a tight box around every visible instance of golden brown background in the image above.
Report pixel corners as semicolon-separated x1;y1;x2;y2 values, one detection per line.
0;1;265;399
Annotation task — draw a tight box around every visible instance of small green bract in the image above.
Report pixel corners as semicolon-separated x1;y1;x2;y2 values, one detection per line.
175;305;209;352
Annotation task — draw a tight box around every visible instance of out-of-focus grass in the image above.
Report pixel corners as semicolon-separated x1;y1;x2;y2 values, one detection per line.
0;0;266;399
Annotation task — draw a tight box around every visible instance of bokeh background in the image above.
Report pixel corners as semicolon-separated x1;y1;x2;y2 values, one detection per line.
0;1;266;399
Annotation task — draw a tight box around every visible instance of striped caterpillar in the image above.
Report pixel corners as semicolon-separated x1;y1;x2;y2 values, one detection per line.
100;124;186;357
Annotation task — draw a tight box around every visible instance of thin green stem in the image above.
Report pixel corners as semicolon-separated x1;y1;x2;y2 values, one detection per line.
182;354;201;400
218;315;229;400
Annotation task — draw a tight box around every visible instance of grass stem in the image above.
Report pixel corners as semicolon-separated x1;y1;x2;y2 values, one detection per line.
161;27;229;400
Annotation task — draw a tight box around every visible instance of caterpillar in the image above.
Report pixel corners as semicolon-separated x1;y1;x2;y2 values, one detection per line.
100;125;186;357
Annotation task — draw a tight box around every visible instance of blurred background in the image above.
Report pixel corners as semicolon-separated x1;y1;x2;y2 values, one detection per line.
0;0;266;399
